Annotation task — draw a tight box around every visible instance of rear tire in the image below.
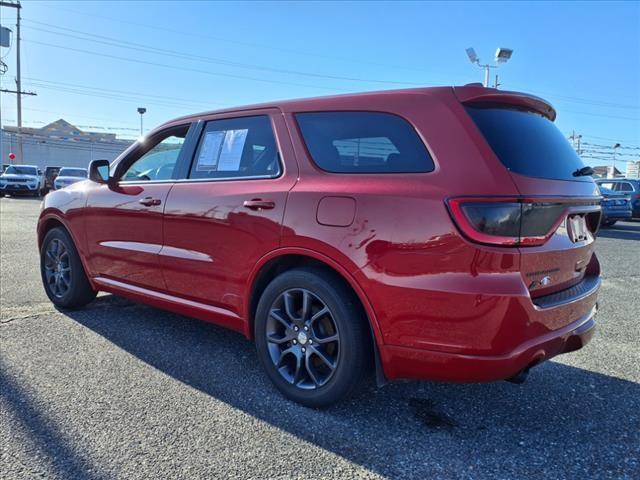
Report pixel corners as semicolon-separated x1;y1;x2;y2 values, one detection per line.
255;267;370;408
40;227;97;308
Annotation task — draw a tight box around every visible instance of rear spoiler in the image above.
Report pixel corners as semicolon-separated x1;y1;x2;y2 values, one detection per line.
453;86;556;121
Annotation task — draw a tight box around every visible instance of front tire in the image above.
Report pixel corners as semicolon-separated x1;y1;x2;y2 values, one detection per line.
40;227;97;308
255;268;370;408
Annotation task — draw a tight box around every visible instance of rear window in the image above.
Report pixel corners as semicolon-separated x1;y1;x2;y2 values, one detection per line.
296;112;434;173
466;106;589;182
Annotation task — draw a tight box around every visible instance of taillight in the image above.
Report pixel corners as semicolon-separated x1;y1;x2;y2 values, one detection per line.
447;197;567;247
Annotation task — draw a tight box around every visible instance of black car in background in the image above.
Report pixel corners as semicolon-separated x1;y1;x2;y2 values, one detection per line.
44;166;61;193
596;178;640;219
597;186;632;227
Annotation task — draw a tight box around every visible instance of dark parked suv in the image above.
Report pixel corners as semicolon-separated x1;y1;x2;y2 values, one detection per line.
44;166;62;193
38;85;601;407
595;178;640;219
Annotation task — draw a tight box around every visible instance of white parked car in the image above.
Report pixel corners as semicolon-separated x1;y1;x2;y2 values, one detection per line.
0;165;45;197
54;167;88;190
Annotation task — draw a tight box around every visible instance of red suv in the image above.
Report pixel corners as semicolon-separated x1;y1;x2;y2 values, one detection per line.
38;86;601;407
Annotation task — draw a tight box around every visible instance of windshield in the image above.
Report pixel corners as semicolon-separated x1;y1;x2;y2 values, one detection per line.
59;168;87;178
466;106;590;182
5;166;38;176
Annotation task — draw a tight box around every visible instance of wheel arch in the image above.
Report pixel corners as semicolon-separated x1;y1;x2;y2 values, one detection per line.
38;215;67;249
38;212;96;288
245;248;386;384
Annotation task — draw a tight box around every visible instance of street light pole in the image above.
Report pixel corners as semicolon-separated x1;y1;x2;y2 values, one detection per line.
137;107;146;137
466;47;513;88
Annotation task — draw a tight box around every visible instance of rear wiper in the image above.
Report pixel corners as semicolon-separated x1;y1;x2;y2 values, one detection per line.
573;166;594;177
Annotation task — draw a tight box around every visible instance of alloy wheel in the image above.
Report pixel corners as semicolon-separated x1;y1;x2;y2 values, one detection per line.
265;288;340;389
44;238;72;298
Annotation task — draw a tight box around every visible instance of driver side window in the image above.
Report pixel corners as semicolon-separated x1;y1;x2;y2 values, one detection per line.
121;126;189;182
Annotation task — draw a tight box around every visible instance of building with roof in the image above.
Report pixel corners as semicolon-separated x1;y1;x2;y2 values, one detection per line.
626;161;640;179
592;165;623;178
1;119;134;169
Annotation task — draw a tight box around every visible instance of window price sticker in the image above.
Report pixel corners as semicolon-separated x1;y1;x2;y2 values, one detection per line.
195;128;248;172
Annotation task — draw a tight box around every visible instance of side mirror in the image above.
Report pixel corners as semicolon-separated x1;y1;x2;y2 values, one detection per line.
38;170;43;175
89;159;111;184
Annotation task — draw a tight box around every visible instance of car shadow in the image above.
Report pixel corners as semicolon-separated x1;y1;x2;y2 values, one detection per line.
55;295;640;478
0;195;44;201
598;221;640;241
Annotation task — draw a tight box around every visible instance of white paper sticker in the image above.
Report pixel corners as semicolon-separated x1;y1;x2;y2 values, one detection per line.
218;129;248;171
196;131;225;171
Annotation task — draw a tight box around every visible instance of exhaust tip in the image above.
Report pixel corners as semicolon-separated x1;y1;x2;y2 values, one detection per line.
506;368;530;384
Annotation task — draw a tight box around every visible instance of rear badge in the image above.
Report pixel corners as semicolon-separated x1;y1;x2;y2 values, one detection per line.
529;276;552;290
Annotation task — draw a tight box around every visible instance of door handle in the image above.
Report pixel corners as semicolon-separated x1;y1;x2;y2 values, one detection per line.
243;199;275;210
139;197;162;207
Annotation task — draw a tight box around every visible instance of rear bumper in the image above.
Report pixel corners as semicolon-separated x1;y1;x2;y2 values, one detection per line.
602;209;632;221
381;304;597;382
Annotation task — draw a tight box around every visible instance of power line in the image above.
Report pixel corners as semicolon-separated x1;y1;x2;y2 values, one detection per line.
31;2;468;78
557;108;640;122
22;21;430;87
21;81;212;111
23;39;363;92
22;38;640;123
24;21;640;114
23;77;227;108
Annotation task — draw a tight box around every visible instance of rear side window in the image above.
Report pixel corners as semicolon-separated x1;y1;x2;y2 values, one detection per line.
616;182;634;192
296;112;434;173
189;115;281;180
466;106;589;182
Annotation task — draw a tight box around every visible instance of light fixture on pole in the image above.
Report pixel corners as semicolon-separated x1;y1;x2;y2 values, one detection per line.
466;47;513;88
137;107;147;138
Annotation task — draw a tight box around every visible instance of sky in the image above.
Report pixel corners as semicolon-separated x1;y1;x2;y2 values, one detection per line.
1;0;639;168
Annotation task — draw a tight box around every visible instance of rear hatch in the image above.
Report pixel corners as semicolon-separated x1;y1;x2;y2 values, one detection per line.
453;87;601;300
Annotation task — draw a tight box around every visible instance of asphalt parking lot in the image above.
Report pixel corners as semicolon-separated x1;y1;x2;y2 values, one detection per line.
1;196;638;480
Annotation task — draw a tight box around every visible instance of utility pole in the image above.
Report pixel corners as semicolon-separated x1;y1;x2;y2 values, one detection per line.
15;0;21;139
569;131;582;155
1;1;36;163
612;143;621;178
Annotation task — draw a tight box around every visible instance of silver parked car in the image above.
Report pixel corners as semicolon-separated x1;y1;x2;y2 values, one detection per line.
54;167;88;190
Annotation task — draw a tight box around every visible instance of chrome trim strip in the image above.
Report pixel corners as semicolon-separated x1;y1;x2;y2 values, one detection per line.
159;246;213;263
99;241;163;254
93;276;240;319
117;173;279;186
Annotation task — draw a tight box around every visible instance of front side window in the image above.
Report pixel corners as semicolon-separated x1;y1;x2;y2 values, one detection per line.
295;112;434;173
189;115;281;180
121;126;188;182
